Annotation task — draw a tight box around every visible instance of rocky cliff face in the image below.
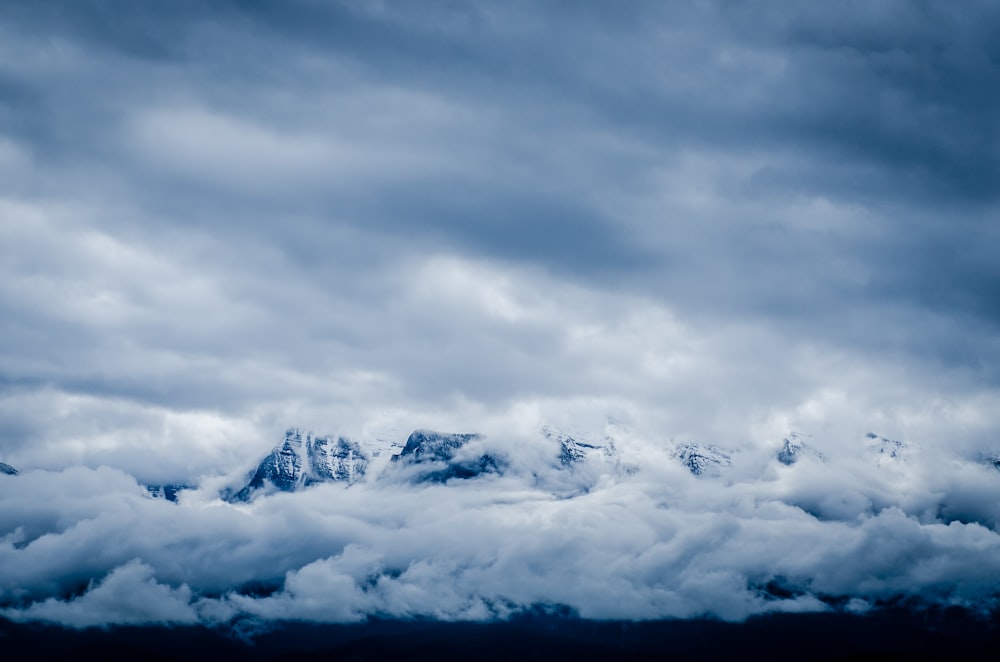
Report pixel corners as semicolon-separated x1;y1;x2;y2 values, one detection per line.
776;433;825;466
391;430;504;483
541;426;606;467
307;435;369;483
228;429;369;502
777;434;804;465
675;443;732;476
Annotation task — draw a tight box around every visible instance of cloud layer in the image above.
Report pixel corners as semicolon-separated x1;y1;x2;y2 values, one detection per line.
2;427;1000;629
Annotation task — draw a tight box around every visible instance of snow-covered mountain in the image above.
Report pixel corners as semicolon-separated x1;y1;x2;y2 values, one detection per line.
210;425;999;503
777;434;804;465
390;430;505;483
541;425;607;467
226;426;622;500
674;443;732;476
776;433;824;465
227;429;370;502
0;462;16;476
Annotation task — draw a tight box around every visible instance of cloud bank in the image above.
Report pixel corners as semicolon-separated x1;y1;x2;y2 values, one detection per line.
2;426;1000;629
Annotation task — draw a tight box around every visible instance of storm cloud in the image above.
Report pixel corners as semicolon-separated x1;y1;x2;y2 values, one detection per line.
1;0;999;630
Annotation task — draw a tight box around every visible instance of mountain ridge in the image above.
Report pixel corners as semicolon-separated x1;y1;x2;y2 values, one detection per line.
225;429;371;502
113;427;995;504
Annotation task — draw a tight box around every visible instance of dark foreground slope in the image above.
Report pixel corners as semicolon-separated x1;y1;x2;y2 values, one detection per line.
3;607;999;661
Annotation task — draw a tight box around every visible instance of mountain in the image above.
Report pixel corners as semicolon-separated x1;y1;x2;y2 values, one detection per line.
307;435;369;482
776;433;823;465
0;462;17;476
217;426;936;500
391;430;504;483
674;443;731;476
777;434;805;465
227;429;369;502
541;425;606;467
145;484;189;502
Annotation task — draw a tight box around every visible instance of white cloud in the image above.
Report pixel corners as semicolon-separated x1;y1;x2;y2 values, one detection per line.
2;431;1000;629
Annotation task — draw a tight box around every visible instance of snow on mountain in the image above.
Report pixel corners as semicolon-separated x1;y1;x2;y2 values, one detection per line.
203;425;973;503
390;430;505;483
541;425;607;467
674;443;732;476
777;434;804;465
227;429;369;502
307;435;368;483
0;462;17;476
776;433;823;466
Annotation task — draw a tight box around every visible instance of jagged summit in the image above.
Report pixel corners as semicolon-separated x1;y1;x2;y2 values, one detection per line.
540;425;606;467
228;429;368;502
777;434;805;465
309;435;368;483
397;430;479;462
0;461;17;476
776;433;823;465
213;425;938;501
391;430;504;483
675;443;731;476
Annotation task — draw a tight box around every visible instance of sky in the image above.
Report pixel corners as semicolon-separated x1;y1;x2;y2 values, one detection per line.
1;0;1000;630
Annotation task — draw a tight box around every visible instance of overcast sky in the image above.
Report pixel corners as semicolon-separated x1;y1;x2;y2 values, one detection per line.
2;0;998;480
1;0;1000;630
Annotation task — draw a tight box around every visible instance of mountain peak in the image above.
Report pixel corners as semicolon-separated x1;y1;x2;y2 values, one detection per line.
675;443;732;476
392;430;503;483
398;430;481;460
541;425;604;467
776;433;823;465
0;462;17;476
227;429;368;502
777;434;804;465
